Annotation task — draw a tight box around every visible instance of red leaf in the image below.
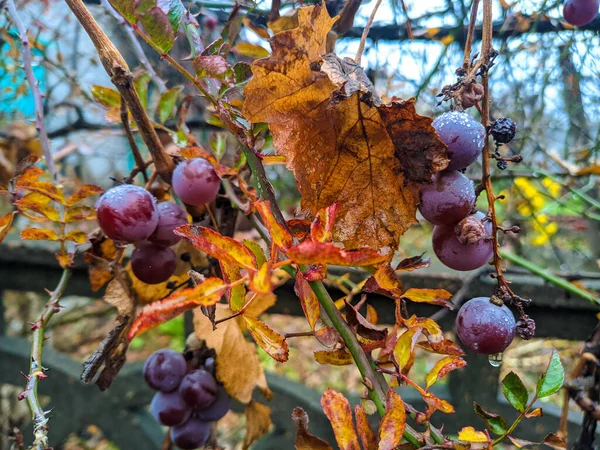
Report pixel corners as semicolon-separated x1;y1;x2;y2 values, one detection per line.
0;212;15;244
254;200;293;250
320;389;361;450
287;219;311;241
128;277;226;340
417;339;465;356
287;241;388;266
176;225;257;270
311;203;338;243
295;272;320;330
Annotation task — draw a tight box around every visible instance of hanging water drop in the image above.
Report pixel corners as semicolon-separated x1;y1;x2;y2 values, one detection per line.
488;353;503;368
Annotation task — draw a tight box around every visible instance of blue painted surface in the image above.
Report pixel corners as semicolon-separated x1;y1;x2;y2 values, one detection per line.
0;29;46;120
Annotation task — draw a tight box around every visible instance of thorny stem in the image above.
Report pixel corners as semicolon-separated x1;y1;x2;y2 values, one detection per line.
5;0;57;181
100;0;167;93
22;269;72;450
355;0;384;65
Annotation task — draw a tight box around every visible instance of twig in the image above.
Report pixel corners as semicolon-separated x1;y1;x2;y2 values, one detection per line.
5;0;57;181
63;0;175;183
355;0;383;65
100;0;168;93
462;0;480;69
284;331;314;338
398;0;413;40
120;97;149;183
20;269;72;450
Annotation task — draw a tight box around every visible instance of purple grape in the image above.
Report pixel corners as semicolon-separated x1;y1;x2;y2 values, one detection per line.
456;297;516;354
170;417;212;449
143;349;187;392
149;202;188;247
96;184;159;243
150;391;192;427
432;211;493;271
172;158;221;206
418;171;475;226
179;370;218;409
131;243;177;284
195;384;231;422
432;111;486;170
564;0;599;26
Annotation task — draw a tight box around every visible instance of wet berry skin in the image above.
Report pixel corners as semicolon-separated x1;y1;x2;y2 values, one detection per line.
96;184;159;243
563;0;599;26
432;111;486;170
131;243;178;284
455;297;516;354
143;349;187;392
150;391;192;427
170;417;212;449
172;158;221;206
179;369;218;409
419;170;476;226
149;202;188;247
195;384;231;422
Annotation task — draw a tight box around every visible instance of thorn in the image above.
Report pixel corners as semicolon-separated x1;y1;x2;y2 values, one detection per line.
20;372;30;381
18;390;28;401
30;321;41;330
362;377;375;391
35;372;48;380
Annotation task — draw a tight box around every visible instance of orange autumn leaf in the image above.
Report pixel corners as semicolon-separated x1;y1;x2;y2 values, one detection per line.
423;391;455;414
311;203;338;243
364;265;402;297
65;206;97;222
243;4;447;250
295;272;321;330
15;193;60;221
292;407;333;450
378;390;406;450
458;427;489;443
320;389;361;450
176;224;257;270
254;200;293;249
417;339;465;356
314;348;353;366
244;316;289;362
128;277;227;340
20;227;59;241
354;405;377;450
16;167;65;204
425;356;467;390
64;230;88;244
0;212;15;244
402;288;453;308
525;407;543;418
67;184;104;206
250;261;273;294
287;241;388;266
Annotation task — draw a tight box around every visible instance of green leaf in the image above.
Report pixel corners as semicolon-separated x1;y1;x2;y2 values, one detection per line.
502;371;529;412
473;403;508;436
536;352;564;398
91;85;120;108
134;72;152;111
202;38;224;56
157;86;183;124
244;240;267;267
138;6;175;54
233;62;253;85
108;0;137;23
162;0;185;32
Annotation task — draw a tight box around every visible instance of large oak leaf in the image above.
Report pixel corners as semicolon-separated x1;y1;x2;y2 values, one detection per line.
243;4;448;250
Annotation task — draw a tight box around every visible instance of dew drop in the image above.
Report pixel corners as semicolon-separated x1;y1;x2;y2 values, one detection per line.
488;353;503;368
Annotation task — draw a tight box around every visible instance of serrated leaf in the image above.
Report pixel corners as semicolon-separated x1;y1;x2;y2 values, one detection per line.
314;348;353;365
354;405;376;450
344;299;387;341
244;316;289;362
458;427;488;443
202;37;224;56
65;229;88;244
364;265;402;297
233;42;270;58
502;371;529;412
20;227;59;241
425;356;466;390
287;241;388;266
193;55;231;81
536;352;564;398
128;277;227;340
402;288;453;308
292;407;333;450
15;194;60;221
175;224;257;270
295;272;320;330
157;86;183;123
254;200;292;249
159;0;185;32
91;85;121;108
65;206;96;222
423;391;454;414
0;212;15;244
378;390;406;450
417;338;465;356
68;185;104;206
395;254;430;272
474;403;508;435
320;389;360;450
138;6;175;54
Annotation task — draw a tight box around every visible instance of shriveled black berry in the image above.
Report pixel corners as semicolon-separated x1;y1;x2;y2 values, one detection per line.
497;160;508;170
490;118;517;144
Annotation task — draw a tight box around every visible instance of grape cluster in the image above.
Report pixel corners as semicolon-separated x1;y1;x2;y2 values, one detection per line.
420;111;492;272
144;349;231;449
564;0;599;26
96;158;220;284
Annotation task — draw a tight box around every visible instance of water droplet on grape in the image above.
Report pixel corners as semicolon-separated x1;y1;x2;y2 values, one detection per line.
488;353;503;367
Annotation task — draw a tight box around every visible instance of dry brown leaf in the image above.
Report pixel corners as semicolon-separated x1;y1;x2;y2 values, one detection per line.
292;407;333;450
243;401;273;449
243;4;447;250
103;279;135;315
194;304;270;404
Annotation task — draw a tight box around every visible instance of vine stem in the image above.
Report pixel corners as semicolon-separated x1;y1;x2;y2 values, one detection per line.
4;0;57;181
22;269;72;450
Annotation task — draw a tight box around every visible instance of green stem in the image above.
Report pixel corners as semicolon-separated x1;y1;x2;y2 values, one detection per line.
500;250;600;306
492;395;538;446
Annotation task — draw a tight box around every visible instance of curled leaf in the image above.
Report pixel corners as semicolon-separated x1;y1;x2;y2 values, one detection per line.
0;212;15;244
254;200;293;249
292;407;333;450
344;299;388;341
295;272;321;330
244;316;289;362
314;348;353;366
402;288;453;308
287;241;388;266
425;356;466;390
